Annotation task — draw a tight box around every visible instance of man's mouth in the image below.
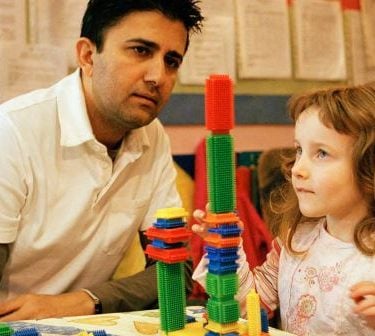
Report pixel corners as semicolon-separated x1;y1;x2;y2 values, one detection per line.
133;93;158;105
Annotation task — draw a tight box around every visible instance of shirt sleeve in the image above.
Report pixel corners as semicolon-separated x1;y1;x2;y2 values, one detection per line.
193;238;281;317
0;244;9;280
86;259;193;313
0;114;28;243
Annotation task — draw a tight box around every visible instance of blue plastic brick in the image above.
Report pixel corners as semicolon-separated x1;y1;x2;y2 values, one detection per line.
92;330;107;336
208;262;238;274
206;251;239;263
14;328;39;336
208;225;241;237
152;239;184;249
154;218;185;228
261;308;269;332
206;246;239;256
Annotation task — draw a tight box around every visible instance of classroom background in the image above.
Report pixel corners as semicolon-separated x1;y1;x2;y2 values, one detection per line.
1;0;374;314
0;0;374;155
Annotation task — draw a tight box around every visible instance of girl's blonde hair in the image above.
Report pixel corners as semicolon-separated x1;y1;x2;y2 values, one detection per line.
273;84;375;256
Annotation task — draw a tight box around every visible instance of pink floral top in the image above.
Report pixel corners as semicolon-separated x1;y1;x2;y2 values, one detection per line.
193;219;375;335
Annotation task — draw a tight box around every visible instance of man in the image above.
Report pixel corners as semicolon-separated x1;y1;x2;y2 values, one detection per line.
0;0;203;321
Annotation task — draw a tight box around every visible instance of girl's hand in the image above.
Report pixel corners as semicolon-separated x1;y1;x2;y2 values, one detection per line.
191;203;243;238
350;281;375;329
191;204;209;238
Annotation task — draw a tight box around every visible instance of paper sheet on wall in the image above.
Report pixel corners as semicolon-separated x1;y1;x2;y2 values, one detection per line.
360;0;375;69
346;10;375;85
178;0;236;85
293;0;347;80
0;0;26;42
0;43;68;103
235;0;292;79
28;0;87;69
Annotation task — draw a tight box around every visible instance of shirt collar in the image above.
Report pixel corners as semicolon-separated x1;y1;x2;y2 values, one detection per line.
57;69;151;152
57;69;95;147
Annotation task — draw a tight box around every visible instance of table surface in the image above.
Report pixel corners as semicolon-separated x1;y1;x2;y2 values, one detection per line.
8;306;295;336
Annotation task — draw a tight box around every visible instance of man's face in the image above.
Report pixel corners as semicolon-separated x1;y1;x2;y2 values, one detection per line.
87;11;187;134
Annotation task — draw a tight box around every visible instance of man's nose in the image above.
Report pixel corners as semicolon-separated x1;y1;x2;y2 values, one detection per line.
144;57;166;88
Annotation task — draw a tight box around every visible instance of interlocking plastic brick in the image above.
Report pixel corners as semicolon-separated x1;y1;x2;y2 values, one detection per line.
206;134;235;213
206;273;238;298
207;298;240;324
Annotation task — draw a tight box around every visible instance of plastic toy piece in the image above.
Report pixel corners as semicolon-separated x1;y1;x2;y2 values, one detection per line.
260;309;269;333
204;234;241;248
206;297;240;324
246;289;261;336
205;74;234;132
0;323;13;336
204;212;240;227
152;240;184;249
145;245;189;263
75;332;92;336
206;273;238;298
208;225;241;237
205;320;239;334
145;226;191;243
207;134;236;213
205;246;239;255
206;251;239;264
156;207;188;219
157;262;186;332
154;219;186;229
13;329;39;336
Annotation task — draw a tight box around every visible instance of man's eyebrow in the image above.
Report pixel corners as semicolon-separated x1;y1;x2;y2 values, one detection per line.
166;51;183;63
126;38;158;49
127;38;183;62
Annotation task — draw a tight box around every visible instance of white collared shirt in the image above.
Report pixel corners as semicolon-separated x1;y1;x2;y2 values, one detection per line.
0;69;181;298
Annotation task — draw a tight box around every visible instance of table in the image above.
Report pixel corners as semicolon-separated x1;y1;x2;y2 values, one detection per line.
8;306;295;336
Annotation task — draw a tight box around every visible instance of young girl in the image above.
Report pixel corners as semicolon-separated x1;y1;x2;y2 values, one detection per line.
192;84;375;335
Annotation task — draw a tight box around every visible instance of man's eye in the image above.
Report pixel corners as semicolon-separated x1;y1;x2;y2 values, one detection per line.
133;46;150;55
165;56;181;69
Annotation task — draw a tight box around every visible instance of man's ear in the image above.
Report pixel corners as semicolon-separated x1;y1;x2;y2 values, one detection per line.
76;37;96;77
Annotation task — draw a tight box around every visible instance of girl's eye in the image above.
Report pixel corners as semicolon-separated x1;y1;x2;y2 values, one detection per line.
317;149;328;159
295;146;302;156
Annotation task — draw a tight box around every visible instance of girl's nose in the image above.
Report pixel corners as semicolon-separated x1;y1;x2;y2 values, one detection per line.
291;155;309;179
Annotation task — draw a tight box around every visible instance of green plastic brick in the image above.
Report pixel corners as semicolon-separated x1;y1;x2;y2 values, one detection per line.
207;297;240;324
0;323;13;336
206;134;235;213
206;273;238;298
157;262;186;332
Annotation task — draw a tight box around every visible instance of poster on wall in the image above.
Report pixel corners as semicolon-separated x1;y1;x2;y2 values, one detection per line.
0;0;26;43
0;43;68;103
293;0;347;80
28;0;87;69
235;0;292;79
360;0;375;69
346;10;375;85
178;0;236;85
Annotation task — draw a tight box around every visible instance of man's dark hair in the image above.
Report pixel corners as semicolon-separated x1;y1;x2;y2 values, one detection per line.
80;0;204;52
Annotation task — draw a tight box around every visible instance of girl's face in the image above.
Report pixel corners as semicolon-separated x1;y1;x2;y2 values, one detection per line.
291;107;368;228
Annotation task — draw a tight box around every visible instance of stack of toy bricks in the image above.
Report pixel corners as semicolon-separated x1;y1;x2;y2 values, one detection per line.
145;207;191;333
203;74;241;336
